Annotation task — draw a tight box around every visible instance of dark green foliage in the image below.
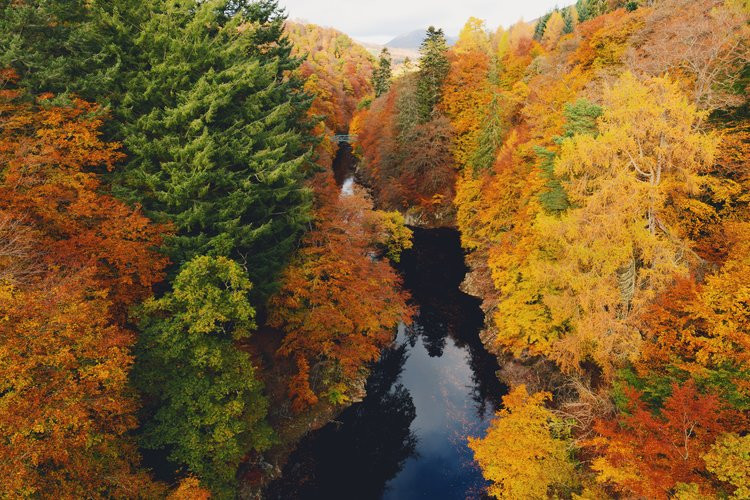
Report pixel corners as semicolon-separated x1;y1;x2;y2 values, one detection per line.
575;0;609;21
562;8;576;34
534;12;553;41
575;0;610;22
613;365;750;413
575;0;591;22
612;367;680;411
134;256;273;497
559;99;603;140
113;0;314;302
2;0;315;304
536;146;570;214
626;1;640;12
373;48;392;97
0;0;119;99
416;26;450;123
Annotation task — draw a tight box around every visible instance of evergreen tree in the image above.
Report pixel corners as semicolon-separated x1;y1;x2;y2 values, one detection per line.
576;0;609;20
373;48;393;97
113;0;314;302
0;0;115;98
536;146;570;214
416;26;450;122
2;0;314;303
134;256;273;497
562;7;578;34
558;98;603;139
534;12;553;41
575;0;592;22
471;58;505;173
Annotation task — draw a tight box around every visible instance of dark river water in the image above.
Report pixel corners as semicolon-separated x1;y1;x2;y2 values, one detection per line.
264;144;507;499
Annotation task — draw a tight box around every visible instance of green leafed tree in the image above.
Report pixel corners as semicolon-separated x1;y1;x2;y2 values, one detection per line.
416;26;450;122
133;256;273;498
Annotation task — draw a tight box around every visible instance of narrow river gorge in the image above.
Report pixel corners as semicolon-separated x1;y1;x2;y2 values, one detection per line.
264;144;508;499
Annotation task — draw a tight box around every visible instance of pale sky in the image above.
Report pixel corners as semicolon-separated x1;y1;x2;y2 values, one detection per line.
279;0;568;44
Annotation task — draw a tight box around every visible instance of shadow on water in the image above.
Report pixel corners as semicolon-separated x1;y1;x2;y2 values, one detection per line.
399;228;507;422
332;141;356;187
264;343;418;500
264;225;507;499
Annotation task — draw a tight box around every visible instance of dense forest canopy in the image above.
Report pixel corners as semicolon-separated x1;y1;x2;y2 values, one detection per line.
1;0;749;498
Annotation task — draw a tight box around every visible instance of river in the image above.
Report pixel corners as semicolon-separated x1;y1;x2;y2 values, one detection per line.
263;144;507;499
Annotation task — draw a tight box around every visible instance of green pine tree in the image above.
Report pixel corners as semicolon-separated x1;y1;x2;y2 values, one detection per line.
113;0;314;302
558;98;603;139
534;12;553;41
471;57;506;173
575;0;592;22
562;8;576;34
2;0;315;304
0;0;135;100
416;26;450;123
373;48;393;97
134;256;273;497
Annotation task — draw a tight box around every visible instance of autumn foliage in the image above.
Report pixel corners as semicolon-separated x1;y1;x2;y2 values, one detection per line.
269;173;412;411
348;1;750;498
592;381;737;498
286;22;374;167
0;82;167;496
2;0;750;497
468;385;577;499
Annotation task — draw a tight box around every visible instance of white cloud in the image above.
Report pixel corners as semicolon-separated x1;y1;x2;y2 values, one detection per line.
279;0;568;42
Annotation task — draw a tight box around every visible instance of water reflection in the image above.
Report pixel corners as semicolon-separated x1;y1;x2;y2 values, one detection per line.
265;343;418;500
265;225;507;500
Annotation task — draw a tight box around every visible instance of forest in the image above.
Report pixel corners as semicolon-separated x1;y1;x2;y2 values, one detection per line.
0;0;749;498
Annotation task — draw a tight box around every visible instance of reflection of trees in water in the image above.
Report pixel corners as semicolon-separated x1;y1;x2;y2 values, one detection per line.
407;289;505;419
405;313;446;357
265;343;417;500
266;227;506;498
400;226;506;419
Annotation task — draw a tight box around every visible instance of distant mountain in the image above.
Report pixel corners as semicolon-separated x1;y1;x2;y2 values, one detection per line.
386;29;457;50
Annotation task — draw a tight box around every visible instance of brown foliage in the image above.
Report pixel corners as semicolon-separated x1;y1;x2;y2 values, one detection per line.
0;88;169;311
628;0;750;111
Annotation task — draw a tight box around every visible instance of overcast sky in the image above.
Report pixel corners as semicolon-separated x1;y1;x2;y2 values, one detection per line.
279;0;567;44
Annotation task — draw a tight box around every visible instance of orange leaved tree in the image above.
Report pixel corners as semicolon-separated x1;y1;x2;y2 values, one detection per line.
269;173;412;411
0;81;167;495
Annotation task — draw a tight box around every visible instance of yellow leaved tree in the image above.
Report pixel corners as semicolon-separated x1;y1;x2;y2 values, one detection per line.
490;72;719;375
468;385;577;499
